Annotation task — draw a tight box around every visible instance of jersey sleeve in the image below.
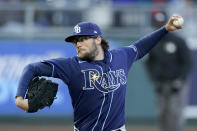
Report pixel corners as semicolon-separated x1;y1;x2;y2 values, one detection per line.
16;61;59;98
16;57;75;98
112;45;138;70
133;26;168;60
43;57;78;84
111;27;168;71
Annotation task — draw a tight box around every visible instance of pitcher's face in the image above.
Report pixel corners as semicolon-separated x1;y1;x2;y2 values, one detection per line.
73;36;99;61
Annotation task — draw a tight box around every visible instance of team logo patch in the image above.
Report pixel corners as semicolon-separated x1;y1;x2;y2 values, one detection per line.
74;25;81;33
91;73;101;84
81;69;127;93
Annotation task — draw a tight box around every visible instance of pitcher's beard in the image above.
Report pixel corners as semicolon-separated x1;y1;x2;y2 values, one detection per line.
78;42;99;62
79;49;99;62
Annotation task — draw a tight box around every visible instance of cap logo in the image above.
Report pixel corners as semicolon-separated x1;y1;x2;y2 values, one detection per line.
94;30;97;34
74;25;81;33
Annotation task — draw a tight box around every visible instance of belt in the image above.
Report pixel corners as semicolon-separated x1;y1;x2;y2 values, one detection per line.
74;125;126;131
112;125;126;131
74;126;79;131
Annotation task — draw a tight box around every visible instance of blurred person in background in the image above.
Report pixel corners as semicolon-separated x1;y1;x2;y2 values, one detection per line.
34;10;53;27
145;10;193;131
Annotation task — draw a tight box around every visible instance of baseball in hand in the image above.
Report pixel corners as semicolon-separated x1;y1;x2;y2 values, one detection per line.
173;17;184;27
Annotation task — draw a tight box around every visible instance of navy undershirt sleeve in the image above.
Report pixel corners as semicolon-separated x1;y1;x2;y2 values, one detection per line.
16;62;59;98
133;26;168;60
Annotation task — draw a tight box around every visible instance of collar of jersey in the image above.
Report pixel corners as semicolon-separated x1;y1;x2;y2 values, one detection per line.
77;51;110;65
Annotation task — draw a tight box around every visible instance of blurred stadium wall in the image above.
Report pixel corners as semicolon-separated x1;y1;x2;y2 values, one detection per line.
0;0;197;130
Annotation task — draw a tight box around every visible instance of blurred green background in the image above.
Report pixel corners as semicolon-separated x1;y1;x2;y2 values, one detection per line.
0;0;197;131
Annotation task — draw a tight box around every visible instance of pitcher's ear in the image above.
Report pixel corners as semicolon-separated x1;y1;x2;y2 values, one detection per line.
95;36;102;45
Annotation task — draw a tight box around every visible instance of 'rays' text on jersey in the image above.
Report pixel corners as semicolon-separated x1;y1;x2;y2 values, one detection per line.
81;69;126;93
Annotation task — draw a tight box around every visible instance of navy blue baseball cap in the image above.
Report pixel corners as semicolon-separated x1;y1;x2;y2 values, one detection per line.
65;22;103;42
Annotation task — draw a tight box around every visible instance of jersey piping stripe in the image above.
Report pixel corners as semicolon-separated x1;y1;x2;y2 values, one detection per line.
133;45;138;61
109;52;112;63
128;45;138;61
96;65;103;75
51;63;55;77
91;93;106;131
42;61;55;77
101;91;114;131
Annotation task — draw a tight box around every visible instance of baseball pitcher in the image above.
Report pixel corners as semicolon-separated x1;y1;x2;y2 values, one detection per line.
15;15;182;131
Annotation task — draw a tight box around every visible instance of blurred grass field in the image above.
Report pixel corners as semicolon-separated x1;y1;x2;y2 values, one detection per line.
1;117;197;131
1;125;197;131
